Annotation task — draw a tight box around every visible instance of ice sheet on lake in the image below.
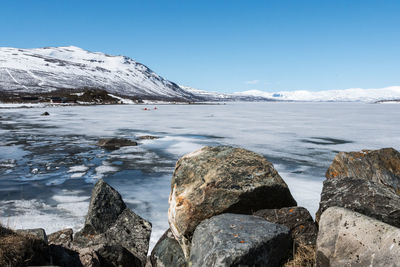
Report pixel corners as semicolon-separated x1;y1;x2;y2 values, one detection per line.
0;102;399;251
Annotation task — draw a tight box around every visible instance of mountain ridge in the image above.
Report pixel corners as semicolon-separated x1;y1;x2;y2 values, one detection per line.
1;46;399;103
0;46;201;102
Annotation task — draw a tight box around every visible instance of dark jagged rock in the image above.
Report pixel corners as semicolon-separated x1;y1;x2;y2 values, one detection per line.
137;135;160;140
317;207;400;266
96;138;138;150
254;206;318;246
189;213;291;267
79;179;126;234
325;148;400;192
49;244;82;267
105;209;152;264
150;229;186;267
48;228;73;248
74;179;151;266
41;111;50;116
168;146;296;258
97;245;143;267
316;177;400;227
16;228;48;244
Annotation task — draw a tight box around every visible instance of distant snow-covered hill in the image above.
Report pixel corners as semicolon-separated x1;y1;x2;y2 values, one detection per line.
234;86;400;102
0;46;199;101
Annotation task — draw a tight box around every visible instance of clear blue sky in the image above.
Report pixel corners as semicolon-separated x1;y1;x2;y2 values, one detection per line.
1;0;399;93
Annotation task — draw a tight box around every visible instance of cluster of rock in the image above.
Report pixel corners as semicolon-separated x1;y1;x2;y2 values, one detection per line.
1;145;400;266
315;147;400;266
1;180;152;266
151;146;400;266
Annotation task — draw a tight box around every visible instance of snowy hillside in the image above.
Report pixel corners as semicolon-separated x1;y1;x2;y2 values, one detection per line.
0;46;197;101
234;86;400;102
180;85;275;102
1;46;398;103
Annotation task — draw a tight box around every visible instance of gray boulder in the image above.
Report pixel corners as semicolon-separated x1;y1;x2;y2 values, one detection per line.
169;146;296;258
97;138;137;150
317;207;400;266
189;213;291;267
150;229;186;267
254;206;317;246
316;177;400;227
325;147;400;192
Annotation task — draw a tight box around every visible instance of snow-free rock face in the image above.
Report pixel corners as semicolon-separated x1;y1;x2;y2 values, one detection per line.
15;228;48;244
74;179;152;266
150;229;186;267
168;146;297;258
80;179;127;234
189;213;291;267
317;207;400;266
316;177;400;227
254;206;317;246
325;148;400;192
0;46;198;101
48;228;73;248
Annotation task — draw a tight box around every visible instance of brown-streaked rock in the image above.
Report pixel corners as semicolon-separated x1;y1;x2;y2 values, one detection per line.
168;146;297;258
325;147;400;192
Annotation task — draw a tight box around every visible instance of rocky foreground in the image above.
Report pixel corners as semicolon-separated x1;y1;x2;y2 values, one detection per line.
1;146;400;266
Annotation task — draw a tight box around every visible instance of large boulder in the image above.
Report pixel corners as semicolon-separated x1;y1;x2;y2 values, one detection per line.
316;177;400;227
168;146;296;257
254;206;317;246
79;179;127;235
97;138;138;150
325;148;400;192
189;213;291;267
150;229;187;267
317;207;400;266
74;179;152;266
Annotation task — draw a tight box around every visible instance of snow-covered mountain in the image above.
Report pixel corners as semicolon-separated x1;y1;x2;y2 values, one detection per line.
1;46;398;103
234;86;400;102
180;85;275;102
0;46;199;101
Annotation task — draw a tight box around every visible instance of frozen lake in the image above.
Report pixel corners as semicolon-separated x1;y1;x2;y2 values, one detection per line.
0;102;399;249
